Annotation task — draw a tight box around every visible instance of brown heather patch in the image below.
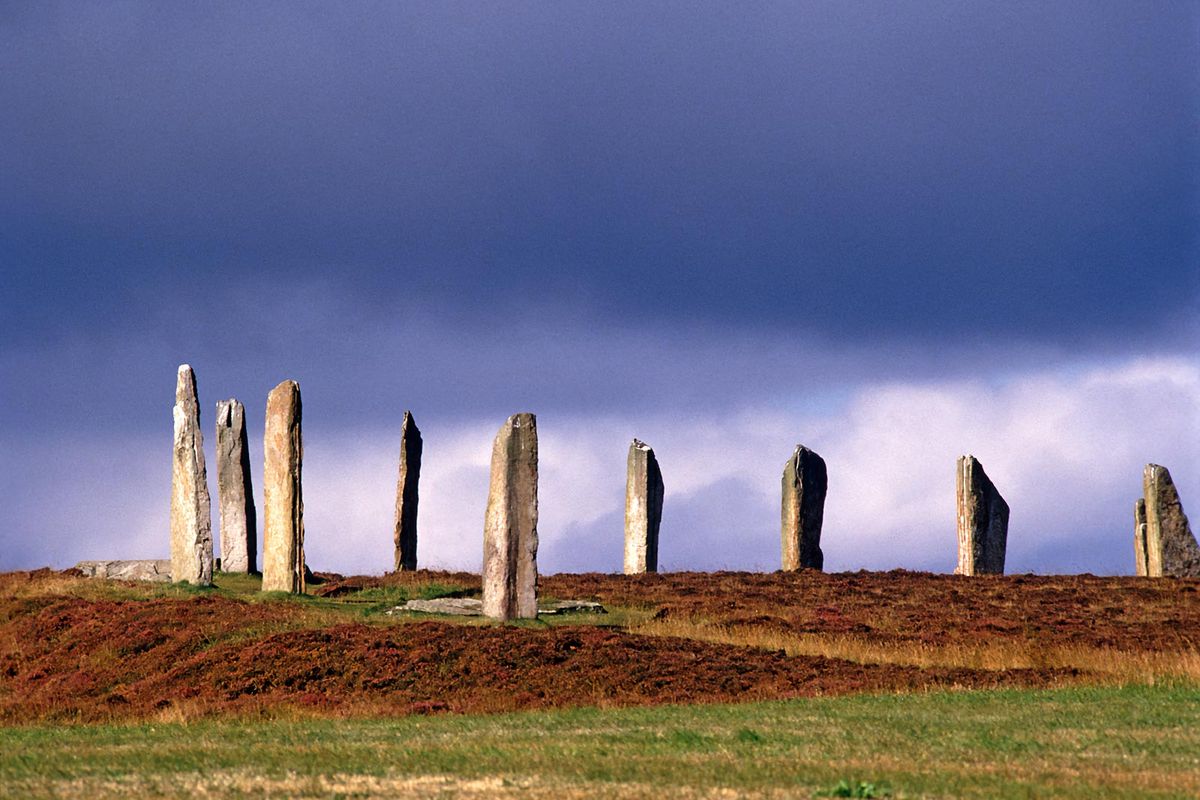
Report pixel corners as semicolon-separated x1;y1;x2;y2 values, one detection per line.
539;569;1200;651
0;603;1067;723
0;567;1196;724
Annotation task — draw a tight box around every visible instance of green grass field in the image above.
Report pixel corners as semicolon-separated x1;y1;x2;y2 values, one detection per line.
2;685;1197;799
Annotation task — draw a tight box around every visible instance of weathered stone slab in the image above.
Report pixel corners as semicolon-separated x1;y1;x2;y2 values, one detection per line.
391;597;605;617
781;445;827;571
170;364;213;586
624;439;665;574
1142;464;1200;578
1134;498;1149;577
955;455;1009;575
75;560;172;582
262;380;305;593
482;413;539;620
393;411;423;572
216;398;256;574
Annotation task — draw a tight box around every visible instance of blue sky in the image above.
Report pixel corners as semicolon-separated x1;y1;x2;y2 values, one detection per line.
1;2;1197;575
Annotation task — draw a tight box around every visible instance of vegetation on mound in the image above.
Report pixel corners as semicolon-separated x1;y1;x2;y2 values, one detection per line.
0;568;1197;726
1;686;1198;799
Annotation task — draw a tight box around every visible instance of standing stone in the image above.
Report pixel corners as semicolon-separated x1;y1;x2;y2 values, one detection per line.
482;413;538;620
624;439;665;574
261;380;305;593
169;364;213;586
1142;464;1200;577
216;399;256;574
1133;498;1149;577
393;411;423;572
955;455;1009;576
780;445;827;571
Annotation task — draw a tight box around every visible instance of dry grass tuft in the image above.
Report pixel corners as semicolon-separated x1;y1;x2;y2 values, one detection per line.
632;616;1200;683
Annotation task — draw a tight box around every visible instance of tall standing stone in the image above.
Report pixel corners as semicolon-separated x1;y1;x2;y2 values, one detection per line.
170;364;213;586
781;445;827;571
216;399;256;574
955;455;1009;576
482;413;538;620
1142;464;1200;577
624;439;665;574
261;380;305;593
1133;498;1149;577
393;411;423;572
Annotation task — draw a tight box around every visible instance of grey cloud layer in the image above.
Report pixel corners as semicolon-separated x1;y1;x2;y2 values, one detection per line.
3;2;1196;344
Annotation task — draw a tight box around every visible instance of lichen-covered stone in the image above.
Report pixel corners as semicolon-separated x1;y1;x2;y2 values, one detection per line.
170;365;213;586
216;398;256;574
393;411;423;572
261;380;305;593
781;445;827;571
482;413;538;620
1142;464;1200;578
955;455;1009;576
624;439;664;574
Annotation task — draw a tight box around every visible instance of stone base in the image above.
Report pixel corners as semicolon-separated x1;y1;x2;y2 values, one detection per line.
391;598;605;617
74;560;173;582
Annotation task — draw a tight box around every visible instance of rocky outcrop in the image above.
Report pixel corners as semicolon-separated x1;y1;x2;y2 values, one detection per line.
955;455;1009;576
169;365;213;586
216;399;256;574
482;413;539;620
624;439;664;574
393;411;423;572
261;380;305;593
781;445;827;571
1142;464;1200;577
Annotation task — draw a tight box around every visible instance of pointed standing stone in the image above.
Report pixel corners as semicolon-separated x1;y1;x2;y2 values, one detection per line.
261;380;305;593
955;455;1009;576
482;413;539;620
1142;464;1200;577
170;364;213;586
781;445;827;571
1133;498;1149;577
393;411;423;572
216;399;256;574
624;439;665;574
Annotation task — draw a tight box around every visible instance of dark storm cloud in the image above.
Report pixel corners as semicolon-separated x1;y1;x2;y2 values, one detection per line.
2;1;1196;346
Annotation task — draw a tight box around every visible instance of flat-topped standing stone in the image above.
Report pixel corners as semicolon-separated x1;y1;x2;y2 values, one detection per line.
955;455;1009;575
482;413;539;620
261;380;305;593
1142;464;1200;577
624;439;665;574
169;365;213;586
1134;498;1149;577
216;399;256;574
393;411;423;572
781;445;827;571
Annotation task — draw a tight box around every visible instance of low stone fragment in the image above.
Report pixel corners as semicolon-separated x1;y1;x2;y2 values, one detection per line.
955;455;1009;576
624;439;665;574
481;413;539;620
392;597;605;617
781;445;827;571
261;380;305;593
169;364;213;586
393;411;423;572
74;560;172;582
216;398;256;574
1142;464;1200;578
